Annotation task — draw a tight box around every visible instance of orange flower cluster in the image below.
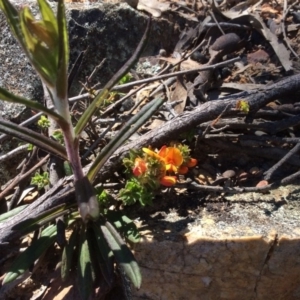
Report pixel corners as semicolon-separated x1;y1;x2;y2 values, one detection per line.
132;145;197;187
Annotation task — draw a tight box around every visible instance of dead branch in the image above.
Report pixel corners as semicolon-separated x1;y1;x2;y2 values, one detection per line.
1;72;300;248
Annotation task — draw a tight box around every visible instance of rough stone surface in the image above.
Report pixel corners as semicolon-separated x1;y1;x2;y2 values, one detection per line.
0;0;183;119
66;1;180;95
131;185;300;300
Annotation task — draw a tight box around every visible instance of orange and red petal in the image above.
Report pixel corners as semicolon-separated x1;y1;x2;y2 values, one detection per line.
160;176;177;186
165;147;183;166
132;158;147;176
187;158;197;168
157;145;167;157
178;165;189;175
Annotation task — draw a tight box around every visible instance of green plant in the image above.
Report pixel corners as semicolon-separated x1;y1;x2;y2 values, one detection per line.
52;128;64;144
31;171;50;190
120;144;198;206
37;115;50;128
0;0;162;298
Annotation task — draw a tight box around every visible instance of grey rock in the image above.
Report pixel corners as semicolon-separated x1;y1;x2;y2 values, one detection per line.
0;1;183;119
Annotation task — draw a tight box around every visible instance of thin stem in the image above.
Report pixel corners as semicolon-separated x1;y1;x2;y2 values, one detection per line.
61;123;84;181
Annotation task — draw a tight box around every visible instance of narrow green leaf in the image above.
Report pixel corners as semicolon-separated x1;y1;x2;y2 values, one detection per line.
0;86;65;124
0;205;28;223
74;89;110;139
61;228;79;281
30;42;58;86
0;0;25;50
37;0;58;37
20;7;38;52
56;0;69;101
78;227;94;300
88;97;165;182
1;0;59;89
99;220;142;289
91;222;115;287
12;204;74;235
0;118;68;160
20;7;56;86
3;225;57;284
75;18;151;137
106;211;140;244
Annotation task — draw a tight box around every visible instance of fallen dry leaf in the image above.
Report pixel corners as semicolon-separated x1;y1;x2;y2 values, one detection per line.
170;78;187;115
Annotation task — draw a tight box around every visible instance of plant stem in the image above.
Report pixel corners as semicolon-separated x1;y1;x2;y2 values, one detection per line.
61;122;99;221
63;126;84;180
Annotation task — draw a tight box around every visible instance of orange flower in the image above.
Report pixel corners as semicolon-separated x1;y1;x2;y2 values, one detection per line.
160;176;177;186
161;146;183;173
142;145;196;187
144;146;183;173
132;158;147;176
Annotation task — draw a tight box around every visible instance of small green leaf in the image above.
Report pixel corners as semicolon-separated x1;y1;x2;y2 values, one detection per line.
63;161;73;176
78;226;94;300
61;228;78;281
3;225;57;284
52;129;64;145
98;220;142;289
236;99;250;114
118;73;132;85
31;171;50;190
37;115;50;128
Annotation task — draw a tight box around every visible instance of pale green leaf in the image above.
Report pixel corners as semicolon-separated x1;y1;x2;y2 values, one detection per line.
20;7;57;86
74;177;99;222
37;0;58;37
